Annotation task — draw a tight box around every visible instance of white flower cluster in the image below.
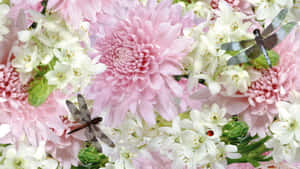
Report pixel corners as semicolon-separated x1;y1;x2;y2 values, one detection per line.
12;11;106;90
0;0;9;41
101;104;240;169
0;141;58;169
251;0;296;21
154;104;240;169
266;90;300;163
184;1;256;95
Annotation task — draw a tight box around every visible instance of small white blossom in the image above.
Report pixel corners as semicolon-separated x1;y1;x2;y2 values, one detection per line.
219;66;251;95
266;91;300;162
0;141;58;169
45;62;73;89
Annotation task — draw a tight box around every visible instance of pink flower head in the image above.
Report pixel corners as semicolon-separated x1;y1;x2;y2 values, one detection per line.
47;0;102;28
0;63;84;169
86;0;194;126
46;116;86;169
242;29;300;136
132;151;173;169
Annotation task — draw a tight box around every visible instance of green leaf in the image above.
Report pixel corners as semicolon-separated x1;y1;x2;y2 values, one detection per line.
250;50;280;69
28;77;55;107
72;144;109;169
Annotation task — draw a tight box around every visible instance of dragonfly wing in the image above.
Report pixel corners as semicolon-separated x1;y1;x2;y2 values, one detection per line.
264;22;297;50
227;44;261;65
221;39;255;51
65;100;83;122
85;126;102;152
262;8;288;37
77;94;91;122
92;125;115;148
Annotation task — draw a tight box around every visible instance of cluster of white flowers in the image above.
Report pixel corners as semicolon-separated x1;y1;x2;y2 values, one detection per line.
251;0;297;21
0;141;58;169
265;90;300;163
154;104;240;169
0;0;9;41
11;11;106;90
100;104;240;169
184;1;257;95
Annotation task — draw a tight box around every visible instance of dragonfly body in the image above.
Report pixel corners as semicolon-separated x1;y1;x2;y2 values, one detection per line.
66;94;115;152
253;29;272;68
67;117;103;135
222;8;297;67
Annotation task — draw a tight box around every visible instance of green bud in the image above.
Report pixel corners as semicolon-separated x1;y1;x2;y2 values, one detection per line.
221;120;249;144
78;145;108;168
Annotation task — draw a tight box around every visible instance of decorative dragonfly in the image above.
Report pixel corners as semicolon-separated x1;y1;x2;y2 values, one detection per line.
221;8;297;68
66;94;115;152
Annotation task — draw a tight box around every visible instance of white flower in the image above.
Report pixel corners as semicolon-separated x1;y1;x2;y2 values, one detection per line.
193;104;228;128
265;138;300;163
270;101;300;144
0;141;58;169
219;66;251;95
45;62;72;89
266;91;300;163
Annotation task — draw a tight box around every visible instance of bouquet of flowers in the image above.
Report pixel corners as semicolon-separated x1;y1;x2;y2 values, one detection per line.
0;0;300;168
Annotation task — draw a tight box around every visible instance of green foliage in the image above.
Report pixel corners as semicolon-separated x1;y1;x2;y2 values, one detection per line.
221;120;249;145
28;77;55;106
28;58;57;107
222;119;272;167
250;50;280;69
71;144;109;169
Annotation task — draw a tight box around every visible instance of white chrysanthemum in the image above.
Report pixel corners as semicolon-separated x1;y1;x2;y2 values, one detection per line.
184;1;253;95
0;1;9;41
12;11;106;91
0;141;58;169
266;90;300;162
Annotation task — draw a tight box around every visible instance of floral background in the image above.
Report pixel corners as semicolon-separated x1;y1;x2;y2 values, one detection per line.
0;0;300;169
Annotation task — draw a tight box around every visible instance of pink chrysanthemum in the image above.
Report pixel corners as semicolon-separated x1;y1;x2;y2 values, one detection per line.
242;29;300;136
47;0;102;28
86;0;194;126
0;63;84;169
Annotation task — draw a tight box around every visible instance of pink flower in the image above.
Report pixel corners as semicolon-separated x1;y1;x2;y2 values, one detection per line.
46;116;86;169
178;78;209;111
9;0;43;24
0;63;84;169
86;0;194;126
227;161;300;169
210;0;252;13
47;0;102;28
241;29;300;136
132;151;173;169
